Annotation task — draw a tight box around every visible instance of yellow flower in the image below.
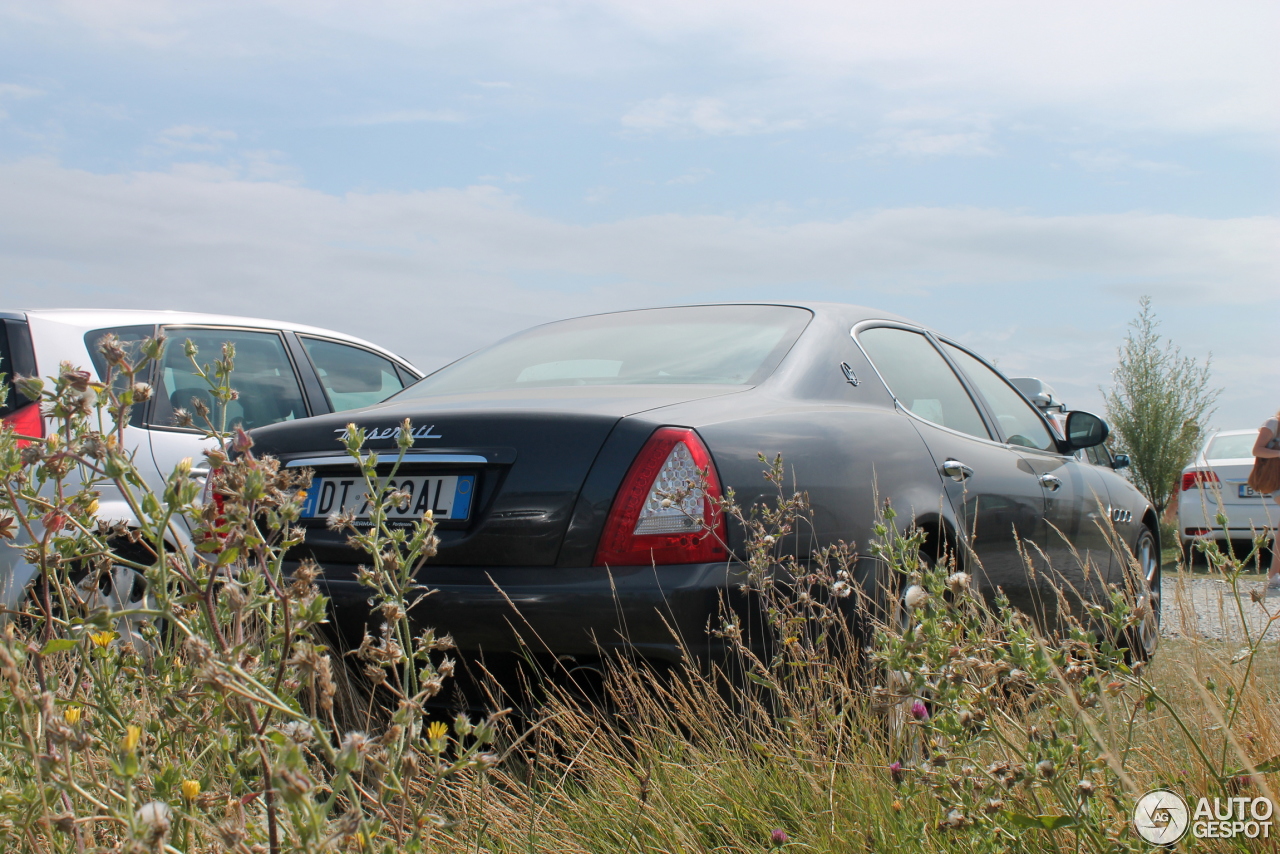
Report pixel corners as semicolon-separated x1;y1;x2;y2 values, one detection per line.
121;725;142;752
63;707;82;725
425;721;448;742
181;779;201;802
89;630;117;649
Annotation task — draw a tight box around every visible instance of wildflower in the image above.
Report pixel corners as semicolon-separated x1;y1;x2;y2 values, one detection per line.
63;707;82;725
1076;779;1095;798
891;799;903;812
0;511;16;541
830;580;852;598
770;828;788;846
903;585;928;609
1036;760;1055;780
910;700;929;721
425;720;449;753
889;761;905;784
136;800;171;841
945;572;970;594
90;631;117;649
121;725;142;752
181;780;201;802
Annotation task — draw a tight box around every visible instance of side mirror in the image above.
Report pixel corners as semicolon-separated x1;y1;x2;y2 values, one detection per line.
1111;453;1130;471
1064;410;1109;451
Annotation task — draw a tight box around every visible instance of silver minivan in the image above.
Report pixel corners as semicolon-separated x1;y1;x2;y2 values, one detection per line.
0;309;421;635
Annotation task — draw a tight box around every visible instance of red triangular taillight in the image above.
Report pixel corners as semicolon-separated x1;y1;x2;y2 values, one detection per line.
593;427;728;567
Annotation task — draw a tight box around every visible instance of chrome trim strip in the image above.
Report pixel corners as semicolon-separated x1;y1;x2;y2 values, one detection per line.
286;453;488;468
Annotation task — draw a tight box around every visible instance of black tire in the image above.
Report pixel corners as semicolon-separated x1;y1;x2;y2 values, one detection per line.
1121;527;1161;662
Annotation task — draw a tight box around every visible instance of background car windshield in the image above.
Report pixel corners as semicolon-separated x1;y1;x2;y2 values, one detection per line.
1206;433;1257;460
397;305;812;397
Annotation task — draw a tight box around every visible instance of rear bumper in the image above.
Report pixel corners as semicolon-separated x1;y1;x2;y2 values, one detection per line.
316;561;758;667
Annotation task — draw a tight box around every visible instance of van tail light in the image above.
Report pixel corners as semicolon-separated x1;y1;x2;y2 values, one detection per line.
1181;470;1220;491
200;466;227;550
594;427;728;567
2;402;44;448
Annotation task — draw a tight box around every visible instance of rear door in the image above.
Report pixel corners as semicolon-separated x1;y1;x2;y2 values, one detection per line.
939;341;1114;612
856;326;1045;613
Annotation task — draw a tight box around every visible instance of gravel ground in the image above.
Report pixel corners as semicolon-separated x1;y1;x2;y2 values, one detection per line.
1162;575;1280;642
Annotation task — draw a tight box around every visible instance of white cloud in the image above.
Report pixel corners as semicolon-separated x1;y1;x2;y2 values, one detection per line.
1070;149;1185;174
0;159;1274;387
16;1;1268;138
0;83;44;100
863;128;995;158
621;95;802;137
339;109;466;126
666;167;712;185
154;125;238;153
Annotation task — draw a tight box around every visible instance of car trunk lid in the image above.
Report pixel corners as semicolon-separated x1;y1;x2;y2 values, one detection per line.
251;385;744;568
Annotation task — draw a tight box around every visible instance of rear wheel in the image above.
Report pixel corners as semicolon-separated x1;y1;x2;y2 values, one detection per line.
1122;527;1161;662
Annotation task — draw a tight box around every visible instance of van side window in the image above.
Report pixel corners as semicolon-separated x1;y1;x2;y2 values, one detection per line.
85;325;155;428
300;337;407;413
151;328;308;431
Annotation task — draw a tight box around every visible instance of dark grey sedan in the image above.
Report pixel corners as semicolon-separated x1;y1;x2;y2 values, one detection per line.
249;303;1160;695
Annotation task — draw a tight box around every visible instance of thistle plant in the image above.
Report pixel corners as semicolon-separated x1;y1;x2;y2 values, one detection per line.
0;338;498;853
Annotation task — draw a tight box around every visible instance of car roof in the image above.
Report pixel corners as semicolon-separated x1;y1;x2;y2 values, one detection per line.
527;301;920;330
8;308;411;365
1209;429;1259;437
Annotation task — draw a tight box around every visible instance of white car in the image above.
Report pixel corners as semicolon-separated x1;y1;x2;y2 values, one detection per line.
1177;428;1278;561
0;309;422;630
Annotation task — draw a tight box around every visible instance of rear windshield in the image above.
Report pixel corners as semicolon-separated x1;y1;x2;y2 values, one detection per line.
396;305;812;398
1206;433;1257;460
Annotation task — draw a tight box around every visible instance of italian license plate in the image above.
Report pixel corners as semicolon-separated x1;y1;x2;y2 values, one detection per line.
302;475;475;521
1239;483;1261;498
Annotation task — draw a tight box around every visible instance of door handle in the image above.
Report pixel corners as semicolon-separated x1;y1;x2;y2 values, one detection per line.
941;459;974;482
1038;474;1062;491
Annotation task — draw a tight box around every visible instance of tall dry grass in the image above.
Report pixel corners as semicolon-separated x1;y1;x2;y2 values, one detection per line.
0;337;1276;852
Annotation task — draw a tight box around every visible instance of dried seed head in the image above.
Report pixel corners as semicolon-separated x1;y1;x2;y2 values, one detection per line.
903;585;928;609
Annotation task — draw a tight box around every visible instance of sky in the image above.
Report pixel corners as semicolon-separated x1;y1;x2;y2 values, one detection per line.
0;0;1276;429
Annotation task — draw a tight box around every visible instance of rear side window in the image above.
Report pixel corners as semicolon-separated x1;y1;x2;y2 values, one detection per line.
151;328;308;431
397;305;811;398
300;336;407;413
857;327;990;439
0;321;14;416
1;319;37;417
85;325;155;427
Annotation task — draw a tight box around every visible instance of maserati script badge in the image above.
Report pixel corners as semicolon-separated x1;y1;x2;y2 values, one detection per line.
333;424;442;441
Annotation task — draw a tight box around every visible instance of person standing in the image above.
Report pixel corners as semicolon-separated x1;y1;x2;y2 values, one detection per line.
1253;410;1280;589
